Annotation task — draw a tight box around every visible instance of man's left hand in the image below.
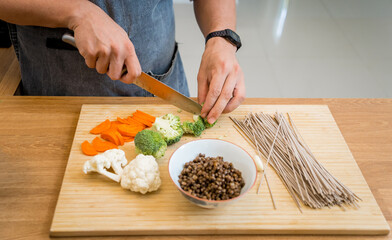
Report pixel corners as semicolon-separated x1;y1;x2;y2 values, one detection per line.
197;37;245;124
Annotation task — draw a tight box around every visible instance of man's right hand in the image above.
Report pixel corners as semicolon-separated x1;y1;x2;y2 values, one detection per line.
68;1;141;83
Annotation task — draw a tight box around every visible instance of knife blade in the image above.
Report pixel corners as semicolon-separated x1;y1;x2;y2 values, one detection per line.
134;73;202;114
62;33;202;114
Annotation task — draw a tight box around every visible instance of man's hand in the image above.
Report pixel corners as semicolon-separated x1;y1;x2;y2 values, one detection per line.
198;37;245;124
68;1;141;83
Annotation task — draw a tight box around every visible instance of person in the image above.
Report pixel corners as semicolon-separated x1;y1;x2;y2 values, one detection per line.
0;0;245;124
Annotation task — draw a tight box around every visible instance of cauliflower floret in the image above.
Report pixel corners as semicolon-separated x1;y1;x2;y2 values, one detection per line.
121;154;161;194
103;149;127;175
83;154;121;182
83;149;128;182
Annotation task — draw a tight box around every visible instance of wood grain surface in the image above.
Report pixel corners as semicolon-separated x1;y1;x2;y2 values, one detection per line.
50;104;389;236
0;97;391;240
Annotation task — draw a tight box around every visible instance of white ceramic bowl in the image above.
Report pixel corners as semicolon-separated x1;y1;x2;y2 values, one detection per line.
168;139;257;208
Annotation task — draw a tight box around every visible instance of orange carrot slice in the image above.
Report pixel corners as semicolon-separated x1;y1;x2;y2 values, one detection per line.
134;110;156;122
117;117;132;125
90;119;111;134
108;121;122;132
126;116;146;127
92;137;118;152
131;115;153;127
118;124;144;137
81;140;98;156
113;131;124;146
101;131;120;146
123;136;135;142
132;113;154;125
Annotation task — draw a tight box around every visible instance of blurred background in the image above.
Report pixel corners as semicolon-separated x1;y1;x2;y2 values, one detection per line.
174;0;392;98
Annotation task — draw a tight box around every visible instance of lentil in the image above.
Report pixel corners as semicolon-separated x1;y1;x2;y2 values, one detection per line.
178;154;245;200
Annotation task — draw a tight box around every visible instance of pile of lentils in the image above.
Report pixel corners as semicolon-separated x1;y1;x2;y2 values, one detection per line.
178;153;245;201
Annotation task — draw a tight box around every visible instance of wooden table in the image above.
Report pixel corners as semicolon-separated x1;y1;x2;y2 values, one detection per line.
0;97;391;240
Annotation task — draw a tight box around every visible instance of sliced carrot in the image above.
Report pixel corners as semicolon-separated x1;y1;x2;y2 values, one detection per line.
111;120;122;126
131;115;153;127
126;116;146;128
92;137;118;152
128;122;145;129
134;110;156;122
117;117;132;125
132;113;154;124
81;140;98;156
90;119;111;134
101;131;120;146
112;123;128;133
113;131;124;146
85;112;154;150
118;124;144;137
108;121;122;132
123;136;134;142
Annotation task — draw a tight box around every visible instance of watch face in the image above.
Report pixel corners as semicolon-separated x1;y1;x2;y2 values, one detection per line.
224;29;241;50
227;30;240;42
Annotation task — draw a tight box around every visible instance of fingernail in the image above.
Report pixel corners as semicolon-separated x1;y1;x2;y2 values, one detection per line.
208;118;215;124
201;112;206;118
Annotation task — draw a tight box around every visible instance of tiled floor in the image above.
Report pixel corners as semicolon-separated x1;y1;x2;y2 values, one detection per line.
174;0;392;98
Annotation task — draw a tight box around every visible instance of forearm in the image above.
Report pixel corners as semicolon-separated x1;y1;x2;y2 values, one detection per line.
0;0;96;30
194;0;244;123
0;0;141;84
193;0;236;37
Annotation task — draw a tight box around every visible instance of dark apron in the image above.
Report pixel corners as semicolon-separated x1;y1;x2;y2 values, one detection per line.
9;0;190;96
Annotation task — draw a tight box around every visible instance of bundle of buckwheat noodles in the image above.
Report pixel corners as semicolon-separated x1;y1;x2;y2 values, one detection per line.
230;112;360;211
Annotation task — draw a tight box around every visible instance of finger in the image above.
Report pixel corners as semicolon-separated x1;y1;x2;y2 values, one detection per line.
200;72;226;119
206;71;237;123
81;47;97;69
84;55;97;69
79;44;97;69
197;64;208;106
119;55;141;84
223;73;245;113
107;55;124;80
95;52;110;74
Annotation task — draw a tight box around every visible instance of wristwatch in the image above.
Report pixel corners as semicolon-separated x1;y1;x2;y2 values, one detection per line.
205;29;242;51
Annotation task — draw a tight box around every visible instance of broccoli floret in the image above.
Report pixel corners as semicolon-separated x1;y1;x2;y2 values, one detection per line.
202;117;217;128
134;130;167;159
192;115;201;122
198;103;217;128
193;119;205;136
193;114;217;130
181;121;194;134
162;114;182;131
181;121;193;134
182;115;205;137
152;114;183;146
192;114;217;128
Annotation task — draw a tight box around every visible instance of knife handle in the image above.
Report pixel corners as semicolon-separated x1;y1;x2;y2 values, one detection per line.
61;33;77;48
62;33;128;77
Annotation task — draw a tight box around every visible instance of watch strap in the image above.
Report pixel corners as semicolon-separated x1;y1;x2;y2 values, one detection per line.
205;29;242;51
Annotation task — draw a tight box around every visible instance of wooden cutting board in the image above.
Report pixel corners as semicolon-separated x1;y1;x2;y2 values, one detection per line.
50;104;390;237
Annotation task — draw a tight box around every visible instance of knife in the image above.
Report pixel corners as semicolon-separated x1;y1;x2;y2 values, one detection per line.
62;33;202;115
